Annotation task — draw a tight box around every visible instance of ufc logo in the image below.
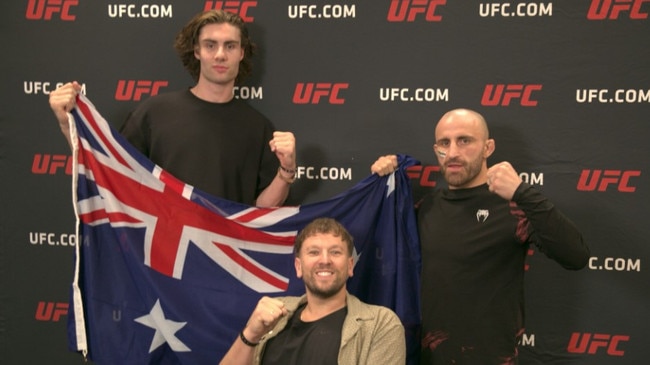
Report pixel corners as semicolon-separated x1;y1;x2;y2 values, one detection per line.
26;0;78;20
387;0;446;22
115;80;168;101
481;84;542;106
406;165;439;187
32;154;72;175
567;332;629;356
35;302;68;322
587;0;650;19
293;83;349;104
577;169;641;192
205;1;257;22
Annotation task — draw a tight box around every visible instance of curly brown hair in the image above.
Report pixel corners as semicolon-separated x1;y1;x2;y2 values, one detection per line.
173;10;256;84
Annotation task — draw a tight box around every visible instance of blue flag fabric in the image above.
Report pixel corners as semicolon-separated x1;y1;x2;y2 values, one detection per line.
67;94;421;364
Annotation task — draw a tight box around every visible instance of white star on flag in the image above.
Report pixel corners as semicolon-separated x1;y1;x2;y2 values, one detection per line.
134;299;191;353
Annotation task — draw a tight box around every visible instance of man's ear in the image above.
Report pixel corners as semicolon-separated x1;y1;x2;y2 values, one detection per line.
484;139;495;158
294;257;303;279
347;256;354;278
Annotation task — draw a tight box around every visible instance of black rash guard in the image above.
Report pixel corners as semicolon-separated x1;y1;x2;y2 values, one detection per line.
417;183;589;364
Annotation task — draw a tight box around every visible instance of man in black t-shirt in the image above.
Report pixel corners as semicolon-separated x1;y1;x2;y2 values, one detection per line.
49;10;296;207
219;218;406;365
371;109;590;364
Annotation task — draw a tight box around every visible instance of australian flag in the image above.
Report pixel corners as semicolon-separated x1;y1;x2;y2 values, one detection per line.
67;94;421;364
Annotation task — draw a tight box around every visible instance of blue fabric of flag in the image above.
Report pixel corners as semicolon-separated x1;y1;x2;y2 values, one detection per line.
66;94;421;364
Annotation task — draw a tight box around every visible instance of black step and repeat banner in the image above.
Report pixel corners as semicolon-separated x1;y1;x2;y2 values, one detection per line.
1;1;648;364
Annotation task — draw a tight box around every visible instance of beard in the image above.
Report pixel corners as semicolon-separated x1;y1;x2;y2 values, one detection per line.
302;270;347;299
441;156;483;188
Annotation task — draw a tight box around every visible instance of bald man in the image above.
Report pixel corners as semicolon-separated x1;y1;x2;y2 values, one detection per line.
372;109;589;364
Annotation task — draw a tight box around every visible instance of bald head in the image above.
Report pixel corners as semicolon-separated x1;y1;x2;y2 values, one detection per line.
436;109;489;141
433;108;495;189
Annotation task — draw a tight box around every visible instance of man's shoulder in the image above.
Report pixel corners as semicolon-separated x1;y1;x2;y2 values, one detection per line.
346;294;399;320
131;89;190;110
230;98;272;122
417;189;443;209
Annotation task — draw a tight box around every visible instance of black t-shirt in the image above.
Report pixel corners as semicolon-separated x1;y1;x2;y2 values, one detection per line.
119;89;277;205
261;304;347;365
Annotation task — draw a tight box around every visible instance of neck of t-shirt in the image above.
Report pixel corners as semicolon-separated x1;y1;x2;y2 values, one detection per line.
190;82;235;103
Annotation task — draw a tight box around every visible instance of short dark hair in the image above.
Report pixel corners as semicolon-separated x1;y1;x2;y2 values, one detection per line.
294;218;354;257
173;10;256;84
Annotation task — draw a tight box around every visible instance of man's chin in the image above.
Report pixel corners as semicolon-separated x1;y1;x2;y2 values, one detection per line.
308;284;345;299
444;173;467;187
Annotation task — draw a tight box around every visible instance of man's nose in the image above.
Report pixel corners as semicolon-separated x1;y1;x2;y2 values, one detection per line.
214;46;226;58
318;252;332;263
446;142;461;157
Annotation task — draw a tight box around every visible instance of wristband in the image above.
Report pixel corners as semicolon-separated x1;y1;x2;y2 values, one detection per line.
239;330;259;347
277;166;296;184
279;165;296;174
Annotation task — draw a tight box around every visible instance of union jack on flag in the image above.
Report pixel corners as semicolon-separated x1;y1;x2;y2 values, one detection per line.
66;94;421;364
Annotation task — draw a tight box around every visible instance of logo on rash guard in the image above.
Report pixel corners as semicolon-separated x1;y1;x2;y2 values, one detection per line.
476;209;489;222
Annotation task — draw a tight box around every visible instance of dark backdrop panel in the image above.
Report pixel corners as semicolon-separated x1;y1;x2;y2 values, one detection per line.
1;1;648;364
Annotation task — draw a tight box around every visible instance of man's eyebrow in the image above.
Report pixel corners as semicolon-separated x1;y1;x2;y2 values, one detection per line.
436;135;476;143
451;135;475;140
200;39;240;45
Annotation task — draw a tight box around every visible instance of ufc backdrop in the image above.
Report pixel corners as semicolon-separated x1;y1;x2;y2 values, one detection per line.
0;0;648;364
